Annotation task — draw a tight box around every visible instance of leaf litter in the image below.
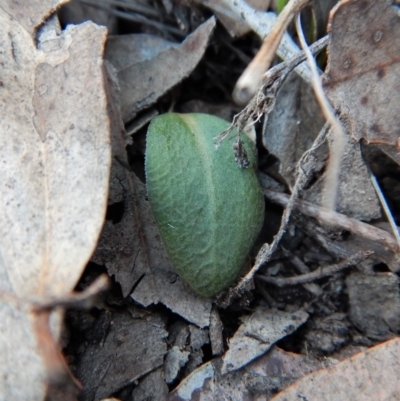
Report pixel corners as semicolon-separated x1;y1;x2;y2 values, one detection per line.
2;0;400;400
0;1;111;399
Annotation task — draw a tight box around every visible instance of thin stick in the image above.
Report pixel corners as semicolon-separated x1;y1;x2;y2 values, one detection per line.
234;0;311;105
263;36;328;81
263;189;400;252
295;13;345;211
257;250;373;287
281;247;323;296
369;171;400;247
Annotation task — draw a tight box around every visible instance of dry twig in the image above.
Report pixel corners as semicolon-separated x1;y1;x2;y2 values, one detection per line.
281;247;323;296
263;189;400;253
257;250;373;287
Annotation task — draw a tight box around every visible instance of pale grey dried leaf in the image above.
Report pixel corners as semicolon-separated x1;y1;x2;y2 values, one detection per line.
1;0;67;35
168;346;328;401
165;345;191;384
168;320;190;348
166;321;209;379
263;71;380;221
189;325;209;352
0;302;46;401
206;0;270;37
132;262;212;328
221;308;308;374
346;273;400;340
0;19;110;298
169;360;215;401
0;8;110;399
75;311;168;400
304;313;351;354
106;33;177;71
304;127;381;221
196;0;313;86
210;306;224;356
109;17;216;122
131;368;169;401
183;349;205;378
263;71;326;188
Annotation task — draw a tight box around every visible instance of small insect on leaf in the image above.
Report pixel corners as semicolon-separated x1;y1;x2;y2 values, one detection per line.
145;113;265;297
233;138;250;168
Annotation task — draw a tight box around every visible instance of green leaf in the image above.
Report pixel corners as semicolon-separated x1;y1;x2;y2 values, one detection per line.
145;113;264;297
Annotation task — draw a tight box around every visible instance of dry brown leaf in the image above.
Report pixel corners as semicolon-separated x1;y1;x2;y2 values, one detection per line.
271;338;400;401
106;17;216;122
0;4;111;399
324;0;400;154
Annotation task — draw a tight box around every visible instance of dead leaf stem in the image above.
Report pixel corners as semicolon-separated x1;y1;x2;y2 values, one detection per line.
32;274;110;311
234;0;311;104
295;13;345;211
198;0;312;84
0;275;110;311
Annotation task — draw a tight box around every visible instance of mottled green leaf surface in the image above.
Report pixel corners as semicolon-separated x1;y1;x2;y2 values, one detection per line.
145;113;264;297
